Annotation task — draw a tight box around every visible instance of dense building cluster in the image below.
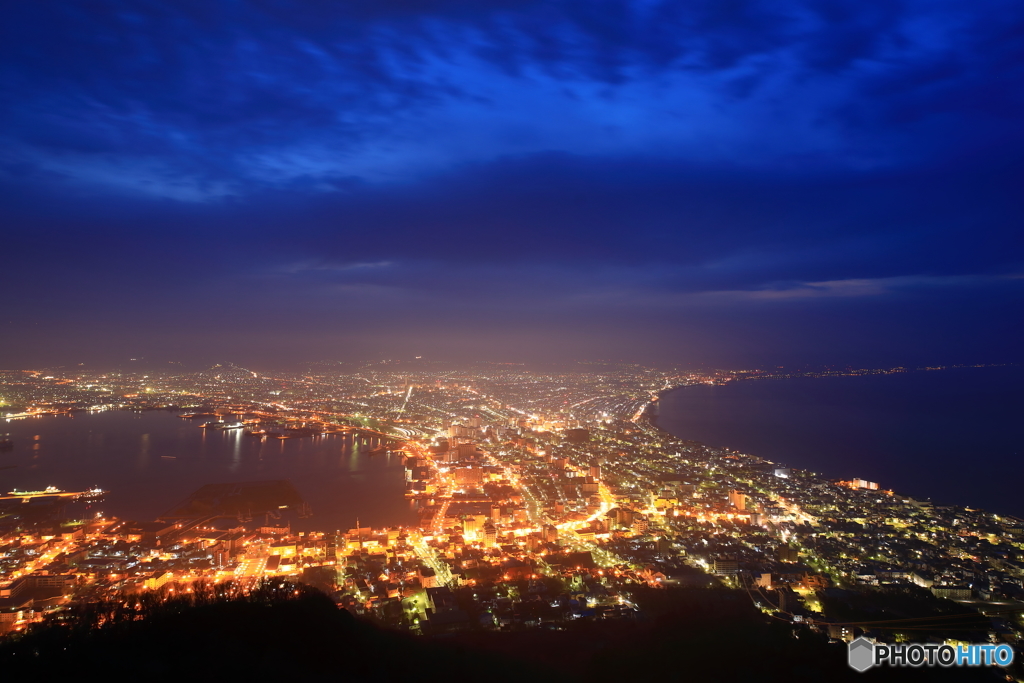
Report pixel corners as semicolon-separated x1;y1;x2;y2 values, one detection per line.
1;362;1021;648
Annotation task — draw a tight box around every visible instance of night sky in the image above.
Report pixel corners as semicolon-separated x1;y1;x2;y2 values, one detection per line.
2;1;1022;369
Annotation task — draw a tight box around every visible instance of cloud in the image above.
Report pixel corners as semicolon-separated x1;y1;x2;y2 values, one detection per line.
694;273;1024;303
277;261;395;275
1;1;1021;367
2;1;1022;197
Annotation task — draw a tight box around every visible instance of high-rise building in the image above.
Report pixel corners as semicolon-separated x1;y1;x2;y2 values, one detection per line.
483;522;497;547
713;557;739;575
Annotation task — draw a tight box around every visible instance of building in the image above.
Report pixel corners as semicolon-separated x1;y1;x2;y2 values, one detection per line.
713;558;739;576
565;428;590;444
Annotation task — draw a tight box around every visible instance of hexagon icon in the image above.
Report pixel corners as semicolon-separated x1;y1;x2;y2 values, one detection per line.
848;637;874;672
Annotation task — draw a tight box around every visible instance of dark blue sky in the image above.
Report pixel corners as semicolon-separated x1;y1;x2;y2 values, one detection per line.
1;1;1022;368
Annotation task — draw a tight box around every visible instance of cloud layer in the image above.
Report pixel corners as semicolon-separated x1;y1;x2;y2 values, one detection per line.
1;1;1021;367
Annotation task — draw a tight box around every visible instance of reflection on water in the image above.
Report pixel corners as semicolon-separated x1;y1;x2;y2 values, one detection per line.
0;410;418;532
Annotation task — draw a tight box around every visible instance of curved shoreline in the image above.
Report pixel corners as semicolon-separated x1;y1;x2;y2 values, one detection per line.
640;384;723;450
638;368;1024;518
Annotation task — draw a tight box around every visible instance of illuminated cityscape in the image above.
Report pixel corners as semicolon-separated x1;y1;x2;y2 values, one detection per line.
1;362;1021;654
2;0;1022;677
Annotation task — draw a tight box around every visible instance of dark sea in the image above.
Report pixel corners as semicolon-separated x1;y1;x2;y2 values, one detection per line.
655;366;1024;518
0;410;418;531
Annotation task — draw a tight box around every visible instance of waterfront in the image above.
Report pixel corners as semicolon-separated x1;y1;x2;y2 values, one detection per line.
655;366;1024;518
3;363;1024;644
0;410;417;531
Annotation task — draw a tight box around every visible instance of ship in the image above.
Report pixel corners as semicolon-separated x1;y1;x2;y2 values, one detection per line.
200;421;245;429
8;485;64;496
74;487;106;502
3;486;106;501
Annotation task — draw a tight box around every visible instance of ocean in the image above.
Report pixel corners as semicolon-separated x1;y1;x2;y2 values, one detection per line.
655;366;1024;518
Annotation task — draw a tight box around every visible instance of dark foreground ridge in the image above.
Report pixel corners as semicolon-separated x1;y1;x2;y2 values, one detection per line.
0;582;1007;682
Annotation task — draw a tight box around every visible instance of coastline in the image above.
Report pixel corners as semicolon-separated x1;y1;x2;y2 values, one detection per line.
643;367;1024;519
0;410;416;531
